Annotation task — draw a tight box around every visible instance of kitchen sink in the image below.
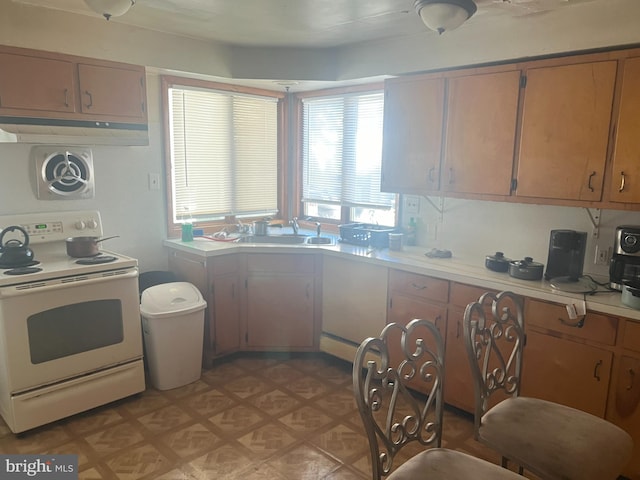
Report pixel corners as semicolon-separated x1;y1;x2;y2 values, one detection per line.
305;236;335;245
238;234;335;245
239;234;309;244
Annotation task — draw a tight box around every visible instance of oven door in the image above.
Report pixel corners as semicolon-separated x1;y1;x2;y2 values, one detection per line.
0;269;142;393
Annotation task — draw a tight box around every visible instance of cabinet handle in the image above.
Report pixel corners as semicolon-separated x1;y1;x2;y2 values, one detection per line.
410;282;427;290
448;167;454;185
627;368;636;391
593;359;603;381
64;88;69;108
84;90;93;109
456;320;460;339
559;316;584;328
587;171;596;192
428;167;435;183
619;171;626;193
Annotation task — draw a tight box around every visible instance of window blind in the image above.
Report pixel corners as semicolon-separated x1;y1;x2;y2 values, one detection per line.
169;86;278;222
301;91;394;209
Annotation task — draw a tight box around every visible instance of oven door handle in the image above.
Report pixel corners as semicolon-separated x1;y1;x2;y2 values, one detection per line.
0;269;138;298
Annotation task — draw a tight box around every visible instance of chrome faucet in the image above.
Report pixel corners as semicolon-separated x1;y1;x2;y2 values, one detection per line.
290;217;299;235
315;222;321;237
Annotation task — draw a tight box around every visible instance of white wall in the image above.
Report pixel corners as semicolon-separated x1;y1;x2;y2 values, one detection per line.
408;197;640;278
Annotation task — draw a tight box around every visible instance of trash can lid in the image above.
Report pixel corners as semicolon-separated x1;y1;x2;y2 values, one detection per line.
140;281;206;318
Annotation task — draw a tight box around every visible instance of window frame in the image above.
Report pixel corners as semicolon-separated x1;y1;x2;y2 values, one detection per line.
161;75;287;238
292;83;398;233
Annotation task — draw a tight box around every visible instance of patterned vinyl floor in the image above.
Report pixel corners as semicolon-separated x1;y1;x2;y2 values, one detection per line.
0;353;535;480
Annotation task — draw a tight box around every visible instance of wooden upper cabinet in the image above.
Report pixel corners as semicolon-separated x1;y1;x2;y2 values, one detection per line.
0;52;76;114
0;46;147;124
609;56;640;204
442;70;521;195
78;63;146;120
515;60;616;201
381;76;445;193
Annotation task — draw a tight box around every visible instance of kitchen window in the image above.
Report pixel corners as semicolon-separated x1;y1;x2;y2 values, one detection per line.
162;76;284;234
298;86;397;227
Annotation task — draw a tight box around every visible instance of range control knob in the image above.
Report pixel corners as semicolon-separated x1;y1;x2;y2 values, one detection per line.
87;219;98;229
75;220;86;230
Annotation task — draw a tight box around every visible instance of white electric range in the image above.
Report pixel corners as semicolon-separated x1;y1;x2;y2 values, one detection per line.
0;210;145;433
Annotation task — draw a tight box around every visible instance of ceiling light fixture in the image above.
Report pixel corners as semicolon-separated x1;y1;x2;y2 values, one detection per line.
84;0;135;21
414;0;477;35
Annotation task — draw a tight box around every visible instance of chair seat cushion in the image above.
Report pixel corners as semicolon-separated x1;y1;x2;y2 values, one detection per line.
480;396;633;480
388;448;523;479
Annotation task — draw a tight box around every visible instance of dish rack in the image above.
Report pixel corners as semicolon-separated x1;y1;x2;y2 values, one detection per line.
339;223;396;248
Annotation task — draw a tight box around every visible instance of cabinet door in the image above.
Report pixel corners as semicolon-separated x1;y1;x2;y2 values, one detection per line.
0;52;76;113
608;355;640;479
381;76;445;193
246;254;316;349
387;293;446;395
444;306;475;413
78;63;146;119
442;70;520;195
609;57;640;204
209;255;240;356
521;330;612;417
246;273;314;348
515;61;616;201
168;250;210;365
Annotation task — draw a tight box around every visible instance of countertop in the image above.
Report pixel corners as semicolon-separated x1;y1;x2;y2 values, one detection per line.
164;235;640;322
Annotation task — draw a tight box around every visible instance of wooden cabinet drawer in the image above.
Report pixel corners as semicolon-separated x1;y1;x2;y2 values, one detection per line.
208;254;238;276
389;269;449;303
525;299;618;345
623;320;640;353
246;253;315;273
450;282;496;308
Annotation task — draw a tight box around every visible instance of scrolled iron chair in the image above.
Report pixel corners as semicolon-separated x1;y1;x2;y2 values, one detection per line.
353;318;524;480
463;291;633;479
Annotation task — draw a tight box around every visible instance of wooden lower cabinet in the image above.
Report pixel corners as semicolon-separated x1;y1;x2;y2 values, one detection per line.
167;249;213;365
445;283;496;412
522;299;616;417
387;270;448;395
521;330;612;417
208;255;240;357
245;253;317;349
608;321;640;479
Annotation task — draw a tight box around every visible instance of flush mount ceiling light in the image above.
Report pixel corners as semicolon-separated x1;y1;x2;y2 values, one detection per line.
414;0;477;35
84;0;135;20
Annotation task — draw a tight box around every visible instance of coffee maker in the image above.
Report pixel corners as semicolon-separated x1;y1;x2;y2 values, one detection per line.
544;230;588;290
609;225;640;290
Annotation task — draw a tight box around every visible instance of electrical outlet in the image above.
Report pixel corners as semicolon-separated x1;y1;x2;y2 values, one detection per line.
594;245;610;266
404;195;420;214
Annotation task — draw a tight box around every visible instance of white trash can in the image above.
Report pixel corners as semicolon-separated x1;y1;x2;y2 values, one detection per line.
140;282;207;390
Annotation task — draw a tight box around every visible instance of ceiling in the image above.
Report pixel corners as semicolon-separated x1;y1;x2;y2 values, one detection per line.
13;0;605;49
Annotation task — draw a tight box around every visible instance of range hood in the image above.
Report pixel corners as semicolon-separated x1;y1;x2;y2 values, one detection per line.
0;117;149;146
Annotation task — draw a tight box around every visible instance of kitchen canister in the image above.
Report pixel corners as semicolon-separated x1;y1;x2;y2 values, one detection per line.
388;233;403;251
